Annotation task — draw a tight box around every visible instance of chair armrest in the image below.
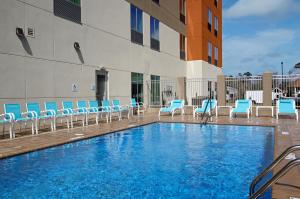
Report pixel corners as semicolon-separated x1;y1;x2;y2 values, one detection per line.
2;113;13;121
45;109;56;116
193;106;198;111
90;107;98;112
21;111;35;118
62;108;72;115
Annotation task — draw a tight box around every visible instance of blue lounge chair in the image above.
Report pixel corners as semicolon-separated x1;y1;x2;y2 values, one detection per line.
193;99;217;117
230;99;252;118
158;99;185;118
88;100;101;124
26;102;54;134
62;101;85;127
77;101;89;125
102;100;114;122
0;113;13;139
4;103;35;138
45;102;71;131
276;99;298;120
130;98;144;116
112;99;129;120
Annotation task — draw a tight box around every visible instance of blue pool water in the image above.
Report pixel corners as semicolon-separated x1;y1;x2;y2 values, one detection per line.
0;123;274;199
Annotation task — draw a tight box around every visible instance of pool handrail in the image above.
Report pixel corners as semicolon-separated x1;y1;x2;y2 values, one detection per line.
249;145;300;197
193;99;217;117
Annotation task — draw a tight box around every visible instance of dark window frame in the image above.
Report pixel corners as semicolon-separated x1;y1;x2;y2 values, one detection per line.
179;0;186;24
152;0;160;5
150;16;160;51
130;5;143;45
208;41;212;64
54;0;81;24
180;34;186;60
208;8;212;32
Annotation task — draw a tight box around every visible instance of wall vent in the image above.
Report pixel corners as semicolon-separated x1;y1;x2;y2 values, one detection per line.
27;27;35;38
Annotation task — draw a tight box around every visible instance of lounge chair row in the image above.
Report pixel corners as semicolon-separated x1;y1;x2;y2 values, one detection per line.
158;99;298;121
1;99;144;139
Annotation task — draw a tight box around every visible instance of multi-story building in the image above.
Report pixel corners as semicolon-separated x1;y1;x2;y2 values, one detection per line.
0;0;222;111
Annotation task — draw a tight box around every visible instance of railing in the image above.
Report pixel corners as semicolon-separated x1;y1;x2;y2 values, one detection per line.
225;76;263;105
147;79;177;107
249;145;300;199
147;78;216;107
272;74;300;107
186;78;217;106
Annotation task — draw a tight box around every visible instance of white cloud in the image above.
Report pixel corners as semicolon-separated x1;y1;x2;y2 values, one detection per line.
224;0;300;19
223;29;297;74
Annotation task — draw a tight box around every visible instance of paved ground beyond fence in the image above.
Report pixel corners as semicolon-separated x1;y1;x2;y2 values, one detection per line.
0;112;299;199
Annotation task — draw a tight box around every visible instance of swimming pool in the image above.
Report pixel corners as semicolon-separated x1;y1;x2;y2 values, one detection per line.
0;123;274;198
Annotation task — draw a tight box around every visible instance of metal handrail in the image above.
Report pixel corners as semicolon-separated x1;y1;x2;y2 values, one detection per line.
249;145;300;195
200;95;213;125
249;158;300;199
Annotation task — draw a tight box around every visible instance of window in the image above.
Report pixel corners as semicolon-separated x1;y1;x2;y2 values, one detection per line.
150;17;160;51
214;0;218;7
131;5;143;45
179;0;186;24
180;34;186;60
151;75;160;105
54;0;81;23
214;16;218;37
208;41;212;64
152;0;159;5
131;73;144;103
214;46;218;66
68;0;80;6
208;8;212;31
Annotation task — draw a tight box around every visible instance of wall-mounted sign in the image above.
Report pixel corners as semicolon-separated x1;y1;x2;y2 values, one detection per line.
90;84;96;91
72;83;79;92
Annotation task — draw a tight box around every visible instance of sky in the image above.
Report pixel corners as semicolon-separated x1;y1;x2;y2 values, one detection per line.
222;0;300;75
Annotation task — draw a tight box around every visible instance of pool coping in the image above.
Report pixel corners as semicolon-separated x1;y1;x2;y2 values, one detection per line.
0;120;276;160
0;114;298;198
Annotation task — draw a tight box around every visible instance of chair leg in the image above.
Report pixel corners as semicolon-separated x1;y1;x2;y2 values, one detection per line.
70;116;73;128
86;114;88;125
31;121;35;135
67;118;70;129
9;123;13;139
96;114;99;125
50;120;53;132
35;119;38;134
54;118;56;131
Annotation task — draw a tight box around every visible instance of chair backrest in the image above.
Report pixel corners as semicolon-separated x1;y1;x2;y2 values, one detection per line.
278;99;295;112
131;98;137;107
202;99;217;110
171;100;184;109
27;102;41;117
77;101;87;113
235;99;251;109
102;99;111;111
45;102;58;115
4;104;22;120
89;100;99;108
62;101;74;114
112;99;120;106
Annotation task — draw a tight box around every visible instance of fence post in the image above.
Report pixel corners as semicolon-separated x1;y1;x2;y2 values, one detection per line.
217;74;226;106
176;77;186;103
263;71;272;106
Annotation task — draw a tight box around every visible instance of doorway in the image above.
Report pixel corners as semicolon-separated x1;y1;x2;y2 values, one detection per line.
131;72;143;103
96;69;108;104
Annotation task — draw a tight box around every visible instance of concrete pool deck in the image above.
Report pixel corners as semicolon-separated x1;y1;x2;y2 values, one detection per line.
0;113;299;198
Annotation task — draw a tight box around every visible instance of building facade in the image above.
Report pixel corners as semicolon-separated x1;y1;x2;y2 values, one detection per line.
0;0;222;112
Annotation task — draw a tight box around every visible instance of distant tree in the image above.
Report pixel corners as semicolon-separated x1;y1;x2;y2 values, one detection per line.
243;72;252;77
